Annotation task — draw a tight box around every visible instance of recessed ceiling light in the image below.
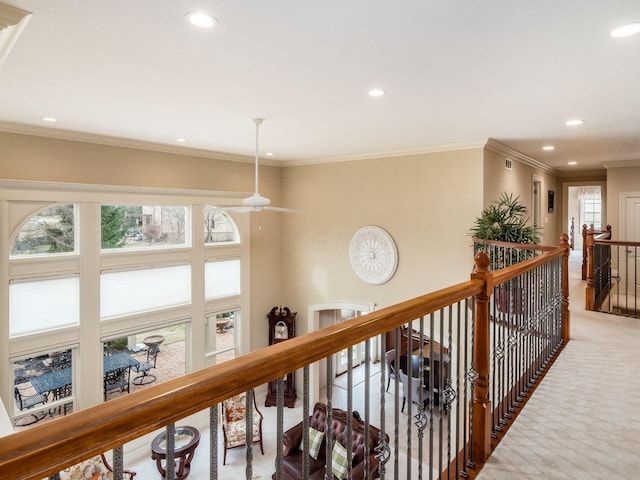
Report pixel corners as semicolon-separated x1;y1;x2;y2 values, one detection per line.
265;152;274;156
186;12;217;28
568;161;578;165
176;138;186;143
368;89;386;97
566;119;585;126
610;22;640;38
41;116;57;122
542;145;555;151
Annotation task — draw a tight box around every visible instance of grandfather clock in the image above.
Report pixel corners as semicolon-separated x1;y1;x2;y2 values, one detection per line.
265;306;297;407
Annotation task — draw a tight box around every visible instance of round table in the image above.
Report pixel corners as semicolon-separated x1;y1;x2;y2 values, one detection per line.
151;426;200;479
143;334;165;347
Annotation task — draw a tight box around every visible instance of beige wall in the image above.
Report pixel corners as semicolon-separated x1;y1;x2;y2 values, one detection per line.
1;131;561;346
605;165;640;239
279;149;484;334
0;131;267;191
483;147;559;245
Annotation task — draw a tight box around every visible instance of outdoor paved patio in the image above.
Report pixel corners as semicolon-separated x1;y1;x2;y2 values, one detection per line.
13;325;235;429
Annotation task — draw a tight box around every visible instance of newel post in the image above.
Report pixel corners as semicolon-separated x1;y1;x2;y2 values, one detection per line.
585;226;595;311
581;224;588;280
470;251;493;465
560;233;571;343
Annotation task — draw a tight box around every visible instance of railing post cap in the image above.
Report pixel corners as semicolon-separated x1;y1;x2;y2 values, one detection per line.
473;251;490;272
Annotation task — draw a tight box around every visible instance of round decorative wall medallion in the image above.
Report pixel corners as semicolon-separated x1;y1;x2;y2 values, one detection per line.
349;226;398;285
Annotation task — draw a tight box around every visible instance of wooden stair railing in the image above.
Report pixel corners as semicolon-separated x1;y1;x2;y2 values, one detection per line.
582;224;612;280
0;237;571;480
585;227;640;314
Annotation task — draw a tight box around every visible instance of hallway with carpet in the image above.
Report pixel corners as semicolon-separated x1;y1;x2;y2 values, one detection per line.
476;250;640;479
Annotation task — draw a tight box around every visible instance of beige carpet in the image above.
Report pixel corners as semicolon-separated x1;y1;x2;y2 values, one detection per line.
477;251;640;479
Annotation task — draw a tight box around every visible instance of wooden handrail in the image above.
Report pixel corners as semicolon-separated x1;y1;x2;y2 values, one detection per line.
1;280;484;479
472;237;556;252
491;246;566;286
1;238;570;480
590;239;640;247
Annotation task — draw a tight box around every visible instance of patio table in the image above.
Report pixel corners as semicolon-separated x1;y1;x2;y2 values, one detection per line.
29;369;71;395
104;352;139;373
29;352;139;395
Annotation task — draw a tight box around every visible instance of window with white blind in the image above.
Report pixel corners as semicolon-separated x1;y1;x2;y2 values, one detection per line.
9;277;80;337
204;259;241;299
100;265;191;318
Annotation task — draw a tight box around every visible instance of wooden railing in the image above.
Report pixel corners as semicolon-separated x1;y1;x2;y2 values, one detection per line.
582;224;612;280
0;237;571;480
585;227;640;317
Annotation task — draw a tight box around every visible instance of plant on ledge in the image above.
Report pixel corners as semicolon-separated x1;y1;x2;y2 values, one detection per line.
470;192;542;314
470;192;541;270
470;192;540;244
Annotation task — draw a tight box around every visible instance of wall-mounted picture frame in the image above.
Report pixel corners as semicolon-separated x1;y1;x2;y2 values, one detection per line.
548;190;555;213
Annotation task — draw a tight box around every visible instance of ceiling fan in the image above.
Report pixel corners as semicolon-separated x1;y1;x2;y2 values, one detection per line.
221;118;296;213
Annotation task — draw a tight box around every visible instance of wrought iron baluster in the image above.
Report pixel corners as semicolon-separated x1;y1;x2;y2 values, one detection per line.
246;388;254;480
113;446;123;480
276;378;284;480
166;422;175;480
210;404;218;480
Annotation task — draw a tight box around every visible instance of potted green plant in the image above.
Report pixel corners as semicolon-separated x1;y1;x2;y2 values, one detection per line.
470;192;541;313
470;192;540;248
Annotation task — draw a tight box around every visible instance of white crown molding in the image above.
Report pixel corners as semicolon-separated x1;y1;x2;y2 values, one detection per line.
281;139;488;167
0;121;282;167
0;2;31;67
485;138;554;173
556;169;607;179
602;159;640;169
0;178;250;201
0;2;29;29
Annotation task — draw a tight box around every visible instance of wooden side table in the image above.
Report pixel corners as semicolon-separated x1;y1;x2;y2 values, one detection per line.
151;426;200;479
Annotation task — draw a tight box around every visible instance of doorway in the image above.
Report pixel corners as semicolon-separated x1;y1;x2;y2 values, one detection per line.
335;309;367;375
307;302;374;406
567;185;604;253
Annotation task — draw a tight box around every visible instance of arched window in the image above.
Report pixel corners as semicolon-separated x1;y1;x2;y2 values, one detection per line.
10;204;76;256
204;207;239;245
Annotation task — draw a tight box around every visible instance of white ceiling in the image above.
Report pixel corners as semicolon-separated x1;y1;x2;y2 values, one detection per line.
1;1;640;171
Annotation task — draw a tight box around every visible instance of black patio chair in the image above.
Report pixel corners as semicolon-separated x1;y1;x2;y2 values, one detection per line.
103;366;130;400
132;343;159;385
14;384;48;425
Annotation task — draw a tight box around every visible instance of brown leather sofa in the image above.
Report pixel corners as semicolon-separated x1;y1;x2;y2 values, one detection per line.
273;402;386;480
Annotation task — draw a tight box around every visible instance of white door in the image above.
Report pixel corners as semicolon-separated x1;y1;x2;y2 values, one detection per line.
336;310;365;375
623;196;640;296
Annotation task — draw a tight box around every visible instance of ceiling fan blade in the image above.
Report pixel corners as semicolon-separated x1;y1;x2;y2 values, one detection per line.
218;206;255;213
264;206;298;213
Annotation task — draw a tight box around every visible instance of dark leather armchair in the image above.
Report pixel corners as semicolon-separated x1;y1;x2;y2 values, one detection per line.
275;402;386;480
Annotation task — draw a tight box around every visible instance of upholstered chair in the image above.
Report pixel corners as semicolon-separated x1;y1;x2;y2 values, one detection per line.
221;389;264;464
